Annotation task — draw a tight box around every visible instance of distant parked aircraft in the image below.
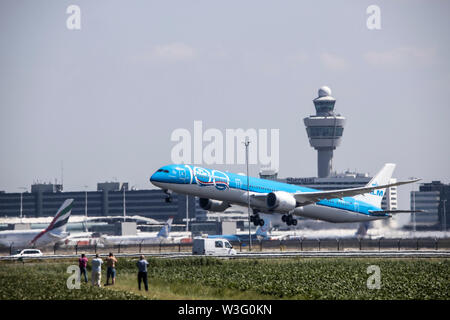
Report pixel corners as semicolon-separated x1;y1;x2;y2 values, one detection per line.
100;217;183;245
0;199;74;248
207;216;272;242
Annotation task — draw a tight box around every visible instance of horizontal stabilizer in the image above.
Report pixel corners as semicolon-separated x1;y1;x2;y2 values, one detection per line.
47;232;65;240
369;210;425;216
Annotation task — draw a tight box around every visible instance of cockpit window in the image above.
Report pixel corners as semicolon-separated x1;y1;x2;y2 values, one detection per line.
163;170;169;173
157;169;169;173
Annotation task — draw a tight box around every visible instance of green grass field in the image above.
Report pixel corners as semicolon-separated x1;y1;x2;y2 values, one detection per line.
0;257;448;300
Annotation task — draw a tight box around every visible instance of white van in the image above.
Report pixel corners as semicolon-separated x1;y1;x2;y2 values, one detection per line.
192;238;237;256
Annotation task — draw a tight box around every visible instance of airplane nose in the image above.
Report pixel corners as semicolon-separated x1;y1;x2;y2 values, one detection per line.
150;170;164;185
150;172;158;183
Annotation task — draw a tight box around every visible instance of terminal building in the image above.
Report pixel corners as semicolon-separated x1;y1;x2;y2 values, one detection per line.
0;182;201;224
409;181;450;231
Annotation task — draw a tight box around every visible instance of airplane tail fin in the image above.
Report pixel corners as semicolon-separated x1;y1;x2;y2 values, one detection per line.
157;217;173;238
355;222;370;238
30;199;73;244
45;199;74;235
255;216;272;239
354;163;396;208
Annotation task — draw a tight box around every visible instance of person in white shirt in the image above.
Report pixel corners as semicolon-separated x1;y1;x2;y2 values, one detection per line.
91;254;103;287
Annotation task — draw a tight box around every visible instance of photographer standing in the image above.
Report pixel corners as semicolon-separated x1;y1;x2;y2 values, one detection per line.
91;254;103;287
136;255;149;291
105;252;118;286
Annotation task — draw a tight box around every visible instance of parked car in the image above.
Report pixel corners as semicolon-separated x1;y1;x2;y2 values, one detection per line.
12;249;43;259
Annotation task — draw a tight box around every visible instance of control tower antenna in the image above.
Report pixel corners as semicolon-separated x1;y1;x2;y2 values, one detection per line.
61;160;64;191
303;86;346;178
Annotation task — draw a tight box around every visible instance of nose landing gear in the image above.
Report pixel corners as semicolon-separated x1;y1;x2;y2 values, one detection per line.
163;189;172;203
282;214;297;226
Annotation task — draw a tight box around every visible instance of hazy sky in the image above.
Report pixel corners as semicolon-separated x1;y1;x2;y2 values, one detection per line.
1;0;449;211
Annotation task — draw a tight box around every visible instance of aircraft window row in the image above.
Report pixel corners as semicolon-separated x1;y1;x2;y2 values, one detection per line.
242;184;276;193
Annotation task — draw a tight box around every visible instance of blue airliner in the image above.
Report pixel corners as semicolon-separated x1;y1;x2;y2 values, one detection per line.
150;163;419;227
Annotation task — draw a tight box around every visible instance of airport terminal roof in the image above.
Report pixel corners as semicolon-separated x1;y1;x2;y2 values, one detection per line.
0;215;161;225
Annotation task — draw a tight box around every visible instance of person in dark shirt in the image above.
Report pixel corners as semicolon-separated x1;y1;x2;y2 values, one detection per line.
78;254;88;283
136;255;149;291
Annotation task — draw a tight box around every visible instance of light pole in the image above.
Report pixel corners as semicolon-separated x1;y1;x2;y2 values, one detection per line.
442;199;447;236
123;185;126;222
18;187;27;222
412;188;416;237
84;185;88;232
243;137;252;251
186;195;189;232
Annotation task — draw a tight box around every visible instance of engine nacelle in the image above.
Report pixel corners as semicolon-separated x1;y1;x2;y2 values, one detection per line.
199;198;230;212
267;191;296;212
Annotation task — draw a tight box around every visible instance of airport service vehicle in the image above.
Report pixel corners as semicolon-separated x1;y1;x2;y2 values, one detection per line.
192;238;237;256
12;249;43;258
150;163;420;227
0;199;74;248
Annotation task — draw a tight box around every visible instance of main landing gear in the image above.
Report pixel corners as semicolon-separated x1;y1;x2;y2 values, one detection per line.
282;214;297;226
250;212;265;227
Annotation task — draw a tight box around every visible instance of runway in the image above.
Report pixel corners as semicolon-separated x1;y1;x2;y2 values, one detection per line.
1;250;449;261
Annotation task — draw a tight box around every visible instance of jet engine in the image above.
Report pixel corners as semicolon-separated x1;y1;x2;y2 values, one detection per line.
199;198;230;212
267;191;296;212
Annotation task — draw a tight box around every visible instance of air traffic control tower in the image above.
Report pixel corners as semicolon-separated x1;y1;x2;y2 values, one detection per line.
304;86;346;178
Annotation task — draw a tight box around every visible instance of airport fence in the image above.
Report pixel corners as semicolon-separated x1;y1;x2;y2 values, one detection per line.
231;238;450;252
1;242;194;257
1;238;450;256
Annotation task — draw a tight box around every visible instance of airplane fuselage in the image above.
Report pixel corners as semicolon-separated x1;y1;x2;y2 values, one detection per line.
0;229;64;248
0;198;73;249
150;165;389;223
101;235;172;245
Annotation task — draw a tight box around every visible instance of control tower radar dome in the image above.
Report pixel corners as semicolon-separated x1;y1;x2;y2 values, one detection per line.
318;86;332;97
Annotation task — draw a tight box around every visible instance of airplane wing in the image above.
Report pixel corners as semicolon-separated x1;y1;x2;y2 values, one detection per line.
248;178;420;208
292;178;420;206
